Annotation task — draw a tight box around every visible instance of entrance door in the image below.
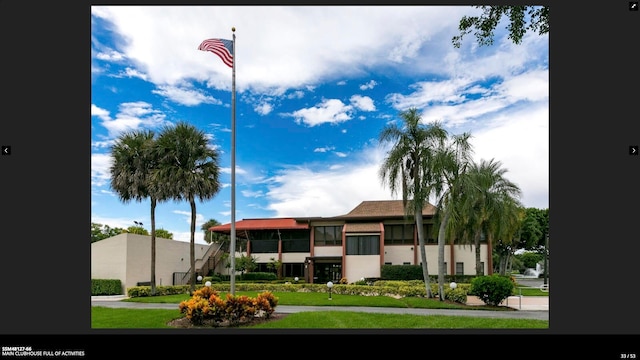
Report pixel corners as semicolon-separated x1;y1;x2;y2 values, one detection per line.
314;262;342;284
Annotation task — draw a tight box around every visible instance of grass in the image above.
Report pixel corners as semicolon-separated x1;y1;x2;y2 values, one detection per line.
92;288;548;329
123;291;487;309
91;306;547;329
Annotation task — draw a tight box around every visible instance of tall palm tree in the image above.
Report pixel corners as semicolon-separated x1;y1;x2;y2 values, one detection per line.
152;122;221;294
109;129;163;295
429;132;473;300
379;108;448;298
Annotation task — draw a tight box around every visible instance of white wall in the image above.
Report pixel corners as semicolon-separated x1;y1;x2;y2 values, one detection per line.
91;234;128;293
91;233;212;293
344;255;380;281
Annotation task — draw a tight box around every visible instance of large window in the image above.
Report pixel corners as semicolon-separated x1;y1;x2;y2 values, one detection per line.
250;239;278;253
346;235;379;255
384;224;414;245
456;262;464;275
248;229;310;253
281;230;310;253
314;226;342;246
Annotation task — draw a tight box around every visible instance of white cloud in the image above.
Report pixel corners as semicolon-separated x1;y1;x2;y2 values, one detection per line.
152;85;222;106
470;103;549;209
266;146;395;217
359;80;377;90
254;102;273;115
93;101;169;138
350;95;376;111
288;99;353;126
91;153;112;187
90;6;477;91
314;146;335;153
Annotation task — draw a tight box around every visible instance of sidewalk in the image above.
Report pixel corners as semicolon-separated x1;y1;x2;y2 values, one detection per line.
466;295;549;311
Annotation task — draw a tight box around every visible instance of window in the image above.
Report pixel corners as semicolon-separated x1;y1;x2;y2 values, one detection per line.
384;224;414;245
422;224;437;244
282;263;305;278
250;239;278;253
281;230;310;253
456;262;464;275
444;262;447;275
480;262;485;275
346;235;380;255
314;226;342;246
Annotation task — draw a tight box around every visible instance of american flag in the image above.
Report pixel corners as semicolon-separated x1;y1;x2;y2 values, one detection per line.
198;38;233;68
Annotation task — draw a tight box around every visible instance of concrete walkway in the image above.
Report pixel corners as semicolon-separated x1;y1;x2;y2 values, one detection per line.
91;294;549;321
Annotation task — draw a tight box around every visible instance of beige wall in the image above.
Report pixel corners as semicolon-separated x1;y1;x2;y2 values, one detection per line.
314;246;342;257
91;233;211;294
383;244;414;265
345;255;380;281
91;235;128;293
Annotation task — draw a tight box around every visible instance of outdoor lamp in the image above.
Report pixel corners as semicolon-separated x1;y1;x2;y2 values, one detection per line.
327;281;334;300
205;281;212;287
450;282;457;289
294;277;299;282
197;275;203;283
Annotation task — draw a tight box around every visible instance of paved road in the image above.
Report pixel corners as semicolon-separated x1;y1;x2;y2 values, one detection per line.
91;294;549;321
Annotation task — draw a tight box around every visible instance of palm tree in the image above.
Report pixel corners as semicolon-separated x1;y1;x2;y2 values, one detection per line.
109;129;163;296
429;132;473;300
453;159;522;276
152;122;221;294
379;108;448;298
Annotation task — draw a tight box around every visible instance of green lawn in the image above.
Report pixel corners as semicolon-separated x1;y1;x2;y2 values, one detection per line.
92;290;548;329
91;306;547;329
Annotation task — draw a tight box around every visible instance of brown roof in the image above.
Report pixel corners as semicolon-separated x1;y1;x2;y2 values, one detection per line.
344;223;382;233
210;218;309;233
338;200;436;218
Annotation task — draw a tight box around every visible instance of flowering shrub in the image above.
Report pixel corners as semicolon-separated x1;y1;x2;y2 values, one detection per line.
178;290;278;327
255;291;278;318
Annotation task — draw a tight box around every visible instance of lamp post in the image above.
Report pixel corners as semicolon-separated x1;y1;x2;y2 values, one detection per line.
450;282;457;290
197;275;203;284
327;281;333;300
205;281;212;287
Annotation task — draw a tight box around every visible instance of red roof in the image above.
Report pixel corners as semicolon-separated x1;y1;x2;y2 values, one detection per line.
210;218;309;233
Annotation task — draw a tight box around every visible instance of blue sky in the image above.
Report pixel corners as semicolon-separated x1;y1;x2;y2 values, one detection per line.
91;6;549;245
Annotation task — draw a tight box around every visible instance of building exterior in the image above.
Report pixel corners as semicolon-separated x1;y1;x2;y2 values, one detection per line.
210;200;492;284
91;233;224;294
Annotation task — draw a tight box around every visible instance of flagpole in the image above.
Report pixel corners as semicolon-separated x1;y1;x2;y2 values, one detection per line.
229;27;237;295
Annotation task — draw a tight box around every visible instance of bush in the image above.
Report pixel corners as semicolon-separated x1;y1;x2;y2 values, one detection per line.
178;289;279;327
469;275;514;306
91;279;122;295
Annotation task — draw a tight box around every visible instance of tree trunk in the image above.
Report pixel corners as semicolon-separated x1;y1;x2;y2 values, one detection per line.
437;208;450;301
474;232;482;275
150;198;157;296
189;197;197;294
415;203;432;298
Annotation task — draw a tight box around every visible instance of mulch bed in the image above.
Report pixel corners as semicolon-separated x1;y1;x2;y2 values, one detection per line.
167;312;290;328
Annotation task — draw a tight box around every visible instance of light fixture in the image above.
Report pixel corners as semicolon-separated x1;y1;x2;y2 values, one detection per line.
205;281;212;287
450;282;457;290
327;281;334;300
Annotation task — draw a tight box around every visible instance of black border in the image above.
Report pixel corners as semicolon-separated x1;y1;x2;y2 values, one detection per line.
2;0;639;354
